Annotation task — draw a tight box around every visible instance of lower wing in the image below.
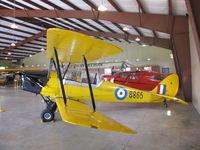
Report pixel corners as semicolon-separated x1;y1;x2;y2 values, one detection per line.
55;98;137;134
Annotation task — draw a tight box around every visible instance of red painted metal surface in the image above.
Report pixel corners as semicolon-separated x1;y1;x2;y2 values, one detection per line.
103;71;164;91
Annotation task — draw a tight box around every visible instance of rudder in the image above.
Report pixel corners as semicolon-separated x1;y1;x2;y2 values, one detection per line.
151;74;179;97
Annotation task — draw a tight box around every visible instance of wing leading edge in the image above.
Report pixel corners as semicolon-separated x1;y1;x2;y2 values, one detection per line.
46;28;122;63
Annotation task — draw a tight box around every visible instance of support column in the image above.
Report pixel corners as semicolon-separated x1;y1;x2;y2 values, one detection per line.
172;32;192;101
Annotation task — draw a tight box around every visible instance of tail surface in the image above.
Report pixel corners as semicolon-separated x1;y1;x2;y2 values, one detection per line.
151;73;179;97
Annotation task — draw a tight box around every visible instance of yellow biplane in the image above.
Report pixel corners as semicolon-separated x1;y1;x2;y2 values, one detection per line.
21;28;188;134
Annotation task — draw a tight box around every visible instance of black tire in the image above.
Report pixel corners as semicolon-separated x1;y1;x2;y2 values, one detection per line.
41;109;55;122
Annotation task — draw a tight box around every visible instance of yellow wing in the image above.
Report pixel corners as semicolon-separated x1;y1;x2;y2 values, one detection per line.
56;98;137;134
0;69;44;72
46;28;122;63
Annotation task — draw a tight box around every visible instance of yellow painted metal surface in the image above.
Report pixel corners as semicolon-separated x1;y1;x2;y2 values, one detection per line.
46;28;122;63
40;72;187;134
40;72;59;99
41;73;188;105
0;69;45;72
151;73;179;97
41;72;136;134
56;98;136;134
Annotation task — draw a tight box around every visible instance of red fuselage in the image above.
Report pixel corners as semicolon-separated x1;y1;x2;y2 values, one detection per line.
103;71;165;91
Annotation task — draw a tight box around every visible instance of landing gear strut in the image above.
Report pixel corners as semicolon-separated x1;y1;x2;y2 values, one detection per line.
40;96;57;122
163;98;168;108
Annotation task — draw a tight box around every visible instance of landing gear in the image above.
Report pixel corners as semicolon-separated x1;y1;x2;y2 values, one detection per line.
41;109;55;122
163;98;168;108
40;96;57;122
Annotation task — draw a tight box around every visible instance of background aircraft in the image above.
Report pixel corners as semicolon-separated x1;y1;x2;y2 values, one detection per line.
102;70;165;91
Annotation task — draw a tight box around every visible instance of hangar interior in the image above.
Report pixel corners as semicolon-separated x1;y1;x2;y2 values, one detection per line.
0;0;200;150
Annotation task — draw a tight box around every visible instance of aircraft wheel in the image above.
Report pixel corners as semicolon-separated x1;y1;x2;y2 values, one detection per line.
41;109;55;122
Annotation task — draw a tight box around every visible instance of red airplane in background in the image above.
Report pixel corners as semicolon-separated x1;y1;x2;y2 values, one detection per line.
102;70;166;91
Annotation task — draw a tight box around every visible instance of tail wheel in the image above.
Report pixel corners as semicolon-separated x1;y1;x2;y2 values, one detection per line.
41;109;55;122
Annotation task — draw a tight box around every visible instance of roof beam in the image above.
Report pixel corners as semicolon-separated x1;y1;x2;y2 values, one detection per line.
135;0;157;38
168;0;172;15
74;30;170;49
0;30;46;54
0;28;170;55
136;0;145;13
107;0;122;12
0;9;188;34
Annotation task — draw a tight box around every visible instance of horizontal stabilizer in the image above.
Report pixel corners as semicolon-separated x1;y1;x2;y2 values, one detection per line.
56;99;137;134
152;93;188;104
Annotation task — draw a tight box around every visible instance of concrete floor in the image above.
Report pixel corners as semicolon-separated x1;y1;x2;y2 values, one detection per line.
0;87;200;150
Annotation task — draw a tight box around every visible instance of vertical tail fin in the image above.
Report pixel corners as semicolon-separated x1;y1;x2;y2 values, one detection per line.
151;74;179;97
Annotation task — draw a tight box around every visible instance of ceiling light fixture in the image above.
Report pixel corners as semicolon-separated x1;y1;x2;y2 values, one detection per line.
123;27;129;31
11;0;18;29
135;37;140;41
5;57;8;60
98;4;107;11
11;43;16;46
170;53;173;59
29;55;32;57
136;58;140;62
41;48;45;51
8;52;11;55
10;23;18;29
98;0;107;11
142;44;147;47
147;58;151;61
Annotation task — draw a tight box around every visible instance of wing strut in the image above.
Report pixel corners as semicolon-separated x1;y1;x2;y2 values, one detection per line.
54;48;67;104
62;63;71;79
83;56;96;112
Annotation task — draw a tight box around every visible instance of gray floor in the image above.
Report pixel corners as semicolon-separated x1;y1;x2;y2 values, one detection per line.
0;87;200;150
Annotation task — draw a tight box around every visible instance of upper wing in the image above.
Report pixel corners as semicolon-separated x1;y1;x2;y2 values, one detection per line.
46;28;122;63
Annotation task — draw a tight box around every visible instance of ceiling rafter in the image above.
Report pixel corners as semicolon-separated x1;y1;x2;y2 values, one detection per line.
168;0;172;15
107;0;122;12
9;50;35;55
0;27;170;56
135;0;145;13
84;0;125;33
21;0;87;35
12;48;39;53
0;30;46;54
39;0;93;31
0;23;34;35
135;0;158;38
0;54;24;59
0;16;43;31
58;0;106;33
2;52;29;57
0;9;188;34
0;30;28;39
107;0;142;41
83;0;126;41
